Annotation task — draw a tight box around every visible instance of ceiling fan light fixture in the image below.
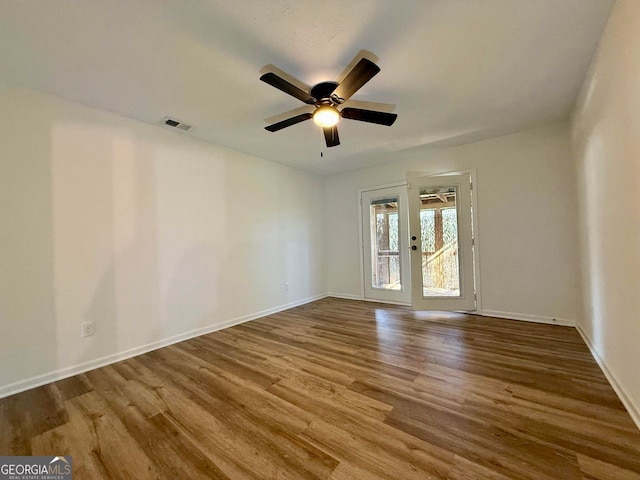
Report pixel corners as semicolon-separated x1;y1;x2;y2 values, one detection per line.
313;106;340;128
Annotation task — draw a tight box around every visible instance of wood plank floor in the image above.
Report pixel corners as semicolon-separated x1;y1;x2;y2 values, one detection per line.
1;298;640;479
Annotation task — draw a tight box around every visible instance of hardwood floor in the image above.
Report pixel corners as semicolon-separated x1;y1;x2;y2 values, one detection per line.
1;298;639;479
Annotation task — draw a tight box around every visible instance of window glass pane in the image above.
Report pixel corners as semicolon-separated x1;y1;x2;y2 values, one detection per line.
420;209;435;252
418;188;460;297
370;198;401;290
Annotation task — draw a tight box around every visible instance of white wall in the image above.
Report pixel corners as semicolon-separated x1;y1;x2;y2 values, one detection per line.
325;123;581;324
571;0;640;426
0;85;325;396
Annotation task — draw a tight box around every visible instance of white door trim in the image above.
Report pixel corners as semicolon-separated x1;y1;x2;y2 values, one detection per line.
408;173;475;310
406;168;482;312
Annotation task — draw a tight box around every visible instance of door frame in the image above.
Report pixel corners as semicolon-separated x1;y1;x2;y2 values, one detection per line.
407;168;482;313
408;173;474;310
357;170;482;312
358;181;411;305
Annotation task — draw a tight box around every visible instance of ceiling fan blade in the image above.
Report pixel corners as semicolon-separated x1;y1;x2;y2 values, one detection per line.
265;105;315;125
265;113;313;132
341;108;397;126
333;58;380;101
341;99;395;113
260;72;316;105
323;126;340;147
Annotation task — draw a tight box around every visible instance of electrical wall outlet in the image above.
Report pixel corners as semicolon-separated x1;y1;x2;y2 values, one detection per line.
81;321;95;338
284;282;289;291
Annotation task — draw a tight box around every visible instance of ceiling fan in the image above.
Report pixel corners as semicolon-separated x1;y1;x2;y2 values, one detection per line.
260;53;397;148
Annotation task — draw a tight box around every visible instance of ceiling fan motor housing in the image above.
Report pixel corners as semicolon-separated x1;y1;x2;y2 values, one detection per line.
310;81;340;105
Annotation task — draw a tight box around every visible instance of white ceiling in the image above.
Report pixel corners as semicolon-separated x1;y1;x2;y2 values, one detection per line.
0;0;613;175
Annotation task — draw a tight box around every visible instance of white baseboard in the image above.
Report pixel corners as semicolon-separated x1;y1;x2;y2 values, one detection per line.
362;298;411;306
0;293;327;400
576;325;640;431
327;293;412;306
327;292;362;301
327;299;572;319
479;309;575;327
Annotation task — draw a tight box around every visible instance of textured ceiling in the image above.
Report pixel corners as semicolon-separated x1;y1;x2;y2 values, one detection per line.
0;0;614;175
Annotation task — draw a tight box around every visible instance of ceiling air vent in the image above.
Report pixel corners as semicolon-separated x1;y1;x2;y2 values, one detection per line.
161;117;193;132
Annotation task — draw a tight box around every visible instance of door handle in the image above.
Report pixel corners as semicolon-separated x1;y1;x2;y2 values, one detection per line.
411;245;417;251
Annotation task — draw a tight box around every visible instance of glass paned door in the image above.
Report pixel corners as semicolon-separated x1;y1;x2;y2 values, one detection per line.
408;175;475;310
362;186;410;304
